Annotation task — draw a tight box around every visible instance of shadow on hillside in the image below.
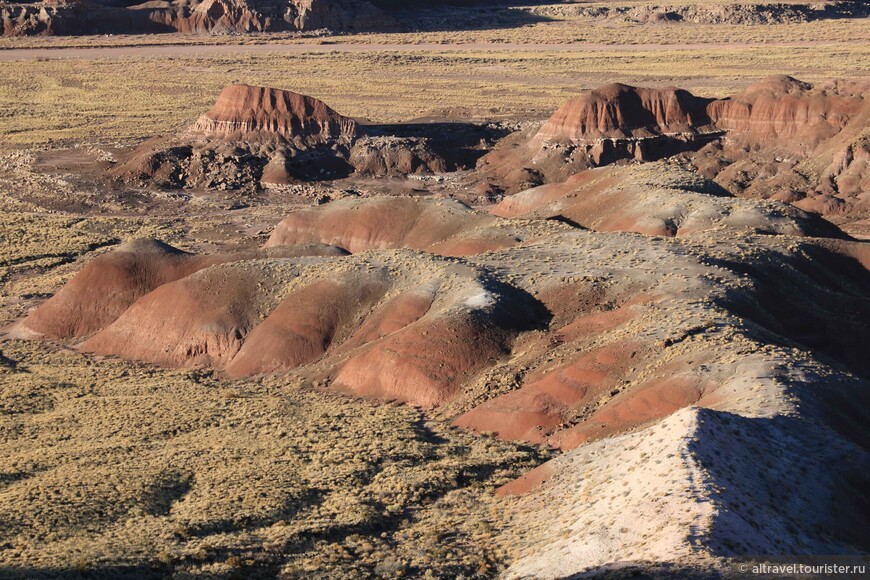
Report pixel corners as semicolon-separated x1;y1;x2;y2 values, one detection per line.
561;561;720;578
0;566;168;580
686;411;870;558
707;243;870;380
363;121;513;170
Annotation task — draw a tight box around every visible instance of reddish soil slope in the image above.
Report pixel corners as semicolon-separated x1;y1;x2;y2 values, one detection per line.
21;239;224;339
225;276;389;377
265;196;528;255
18;239;345;340
491;163;847;238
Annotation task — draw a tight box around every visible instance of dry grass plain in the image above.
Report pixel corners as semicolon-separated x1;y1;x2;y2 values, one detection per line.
0;338;547;578
1;43;869;146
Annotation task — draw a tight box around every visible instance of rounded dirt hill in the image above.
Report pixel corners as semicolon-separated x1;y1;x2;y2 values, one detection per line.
265;196;534;256
15;240;346;340
19;239;221;340
491;163;847;238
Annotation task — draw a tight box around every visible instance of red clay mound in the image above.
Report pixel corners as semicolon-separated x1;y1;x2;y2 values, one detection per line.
491;167;623;219
554;300;646;343
492;163;844;238
328;269;538;408
265;197;523;256
707;75;865;152
79;262;278;368
455;338;716;453
551;374;708;450
35;237;537;405
333;312;510;408
191;83;359;142
455;341;647;445
225;276;388;377
66;243;347;365
20;239;223;339
18;239;347;341
532;83;713;143
335;285;437;352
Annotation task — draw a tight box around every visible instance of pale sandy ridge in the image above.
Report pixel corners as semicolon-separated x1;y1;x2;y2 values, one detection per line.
503;343;867;577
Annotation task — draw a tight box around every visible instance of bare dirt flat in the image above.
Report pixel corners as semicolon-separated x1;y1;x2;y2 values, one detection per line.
1;38;866;61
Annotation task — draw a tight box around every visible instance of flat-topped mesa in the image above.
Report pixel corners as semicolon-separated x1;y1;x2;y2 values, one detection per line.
532;83;715;145
112;83;459;188
706;75;867;153
480;83;722;183
528;77;867;152
190;84;359;142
